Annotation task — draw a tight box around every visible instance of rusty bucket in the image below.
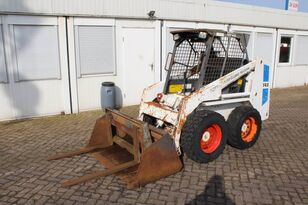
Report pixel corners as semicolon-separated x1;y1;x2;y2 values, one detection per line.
48;109;183;188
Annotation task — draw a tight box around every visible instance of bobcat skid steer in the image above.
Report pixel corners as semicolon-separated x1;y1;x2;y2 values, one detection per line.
49;29;270;188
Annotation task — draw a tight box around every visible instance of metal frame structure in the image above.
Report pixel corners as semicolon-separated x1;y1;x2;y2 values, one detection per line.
163;29;249;94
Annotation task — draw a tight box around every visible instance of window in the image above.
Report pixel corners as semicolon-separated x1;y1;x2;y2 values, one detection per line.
279;36;292;63
13;25;61;81
75;26;115;77
294;35;308;65
0;26;7;83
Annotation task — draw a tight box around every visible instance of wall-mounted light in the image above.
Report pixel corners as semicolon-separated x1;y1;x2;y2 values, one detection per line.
147;10;155;18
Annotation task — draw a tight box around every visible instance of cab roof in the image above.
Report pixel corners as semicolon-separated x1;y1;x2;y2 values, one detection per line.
170;28;244;40
170;29;226;35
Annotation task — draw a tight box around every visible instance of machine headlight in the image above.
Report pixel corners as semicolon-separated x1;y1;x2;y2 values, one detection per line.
173;34;181;41
198;32;207;39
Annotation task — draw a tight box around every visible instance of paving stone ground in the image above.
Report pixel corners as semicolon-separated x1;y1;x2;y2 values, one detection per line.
1;86;308;205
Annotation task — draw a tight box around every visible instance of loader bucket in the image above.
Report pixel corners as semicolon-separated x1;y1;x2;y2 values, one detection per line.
48;109;183;188
128;135;183;188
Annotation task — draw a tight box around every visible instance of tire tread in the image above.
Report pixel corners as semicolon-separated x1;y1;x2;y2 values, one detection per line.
227;106;262;149
181;109;227;163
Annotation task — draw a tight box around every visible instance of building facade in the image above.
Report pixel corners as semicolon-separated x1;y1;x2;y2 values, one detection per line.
0;0;308;120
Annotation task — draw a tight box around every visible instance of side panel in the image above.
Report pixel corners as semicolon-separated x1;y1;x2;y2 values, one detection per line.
201;60;271;121
249;59;270;120
203;102;244;121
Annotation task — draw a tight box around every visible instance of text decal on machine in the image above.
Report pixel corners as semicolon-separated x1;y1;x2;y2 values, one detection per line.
262;64;270;105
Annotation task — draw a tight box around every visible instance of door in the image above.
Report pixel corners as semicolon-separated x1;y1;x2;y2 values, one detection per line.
122;27;156;105
254;31;276;87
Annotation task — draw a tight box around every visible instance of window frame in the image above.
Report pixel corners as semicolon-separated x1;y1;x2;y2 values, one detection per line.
278;35;294;66
74;25;117;78
10;24;61;82
293;34;308;66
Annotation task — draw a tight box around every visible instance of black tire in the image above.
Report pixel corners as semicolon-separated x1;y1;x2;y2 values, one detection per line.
227;106;262;149
180;110;228;163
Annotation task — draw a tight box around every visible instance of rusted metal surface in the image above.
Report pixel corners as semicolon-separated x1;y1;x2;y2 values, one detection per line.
139;102;179;126
87;115;113;147
47;145;106;161
62;160;138;187
113;136;135;154
128;135;183;188
48;109;183;188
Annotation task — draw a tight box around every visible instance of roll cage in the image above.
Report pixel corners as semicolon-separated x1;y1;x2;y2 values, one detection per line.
163;29;249;94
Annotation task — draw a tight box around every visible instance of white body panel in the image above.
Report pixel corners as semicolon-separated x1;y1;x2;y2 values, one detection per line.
139;59;270;153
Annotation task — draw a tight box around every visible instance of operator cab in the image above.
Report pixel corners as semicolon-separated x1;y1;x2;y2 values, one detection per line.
163;29;249;94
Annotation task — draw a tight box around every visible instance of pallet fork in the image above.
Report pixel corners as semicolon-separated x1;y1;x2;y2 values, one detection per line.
48;109;182;188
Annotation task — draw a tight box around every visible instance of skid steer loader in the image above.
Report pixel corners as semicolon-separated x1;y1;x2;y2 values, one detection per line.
49;29;270;188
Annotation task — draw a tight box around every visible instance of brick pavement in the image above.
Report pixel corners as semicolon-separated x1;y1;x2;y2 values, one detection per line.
0;86;308;205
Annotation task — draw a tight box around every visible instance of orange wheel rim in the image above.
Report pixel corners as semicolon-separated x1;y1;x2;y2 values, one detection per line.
200;124;222;154
241;117;258;142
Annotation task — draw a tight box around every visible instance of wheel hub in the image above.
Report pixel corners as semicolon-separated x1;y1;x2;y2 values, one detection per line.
241;123;248;132
200;124;222;154
241;117;258;142
202;131;211;142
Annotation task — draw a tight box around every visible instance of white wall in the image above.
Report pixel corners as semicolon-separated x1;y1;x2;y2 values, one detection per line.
0;0;308;30
1;14;308;121
66;18;162;112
